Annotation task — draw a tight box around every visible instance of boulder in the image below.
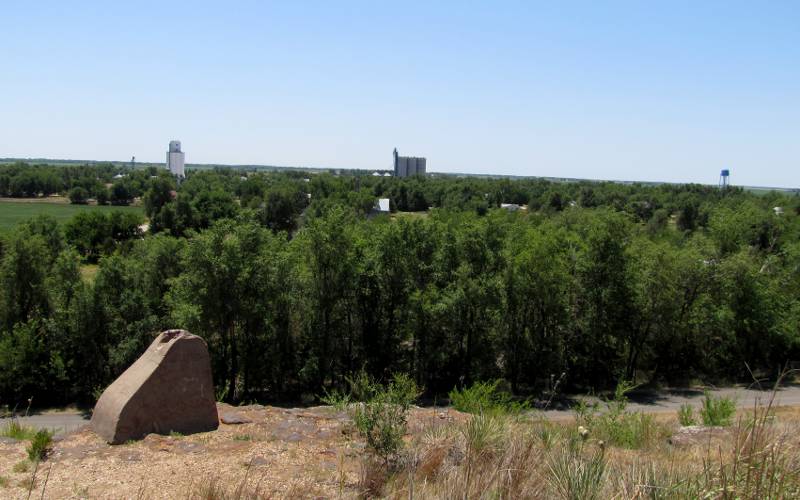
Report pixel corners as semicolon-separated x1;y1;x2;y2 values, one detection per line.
669;425;727;447
91;330;219;444
220;412;251;425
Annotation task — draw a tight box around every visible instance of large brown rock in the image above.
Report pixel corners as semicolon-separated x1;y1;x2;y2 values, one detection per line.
91;329;219;444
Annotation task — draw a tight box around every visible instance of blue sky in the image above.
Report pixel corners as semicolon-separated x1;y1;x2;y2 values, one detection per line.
2;1;798;187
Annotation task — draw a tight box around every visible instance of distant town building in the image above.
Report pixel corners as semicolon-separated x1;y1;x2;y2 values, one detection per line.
369;198;391;217
167;140;185;178
719;169;730;188
393;148;426;177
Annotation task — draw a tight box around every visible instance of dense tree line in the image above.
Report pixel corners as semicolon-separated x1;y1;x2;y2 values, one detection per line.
0;166;799;407
0;162;173;206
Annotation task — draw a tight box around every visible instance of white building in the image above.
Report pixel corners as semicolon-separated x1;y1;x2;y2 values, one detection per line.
369;198;391;217
166;140;185;178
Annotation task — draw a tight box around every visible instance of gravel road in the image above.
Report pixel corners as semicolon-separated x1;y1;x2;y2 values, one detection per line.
2;384;799;434
541;384;800;418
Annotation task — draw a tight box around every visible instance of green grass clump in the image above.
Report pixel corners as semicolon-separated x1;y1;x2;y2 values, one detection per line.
0;475;8;487
594;412;664;449
700;392;736;426
0;420;37;441
26;429;53;461
12;461;29;473
576;380;669;450
547;441;607;500
449;379;530;415
677;403;697;426
320;387;352;411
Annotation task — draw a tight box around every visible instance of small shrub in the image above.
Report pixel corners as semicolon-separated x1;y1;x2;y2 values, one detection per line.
678;404;696;426
233;434;252;441
353;373;419;464
700;392;736;426
169;431;184;438
449;379;530;415
0;475;8;487
347;369;380;402
27;429;53;461
319;368;382;410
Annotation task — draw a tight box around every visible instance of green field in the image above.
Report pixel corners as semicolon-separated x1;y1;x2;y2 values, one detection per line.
0;200;144;231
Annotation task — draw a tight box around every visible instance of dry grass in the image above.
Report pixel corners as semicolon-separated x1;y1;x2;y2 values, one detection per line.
0;398;798;498
377;392;800;499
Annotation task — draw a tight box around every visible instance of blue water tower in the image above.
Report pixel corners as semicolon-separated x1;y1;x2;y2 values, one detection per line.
719;169;730;188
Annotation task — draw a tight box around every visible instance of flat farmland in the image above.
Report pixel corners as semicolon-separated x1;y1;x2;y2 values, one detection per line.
0;198;144;231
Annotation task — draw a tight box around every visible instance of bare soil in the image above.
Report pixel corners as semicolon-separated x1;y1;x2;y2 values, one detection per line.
0;404;466;499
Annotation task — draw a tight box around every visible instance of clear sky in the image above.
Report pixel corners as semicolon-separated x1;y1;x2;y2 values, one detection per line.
2;1;798;187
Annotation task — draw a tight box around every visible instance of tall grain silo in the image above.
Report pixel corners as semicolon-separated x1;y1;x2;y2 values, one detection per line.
167;140;185;178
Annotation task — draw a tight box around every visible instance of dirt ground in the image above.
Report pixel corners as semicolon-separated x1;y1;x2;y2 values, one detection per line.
0;404;466;499
3;385;800;498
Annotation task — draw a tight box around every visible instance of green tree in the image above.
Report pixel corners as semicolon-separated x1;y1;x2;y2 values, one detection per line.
68;187;89;204
168;219;276;401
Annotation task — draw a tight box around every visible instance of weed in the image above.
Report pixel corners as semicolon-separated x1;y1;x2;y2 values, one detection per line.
461;413;506;498
27;429;53;461
576;380;668;449
17;475;35;490
347;369;380;402
12;460;30;473
700;391;736;426
189;458;267;499
449;379;530;415
319;387;351;411
678;403;696;426
359;458;389;498
547;441;607;500
169;431;184;438
696;372;800;497
535;419;564;450
233;434;252;441
0;475;8;487
0;419;37;440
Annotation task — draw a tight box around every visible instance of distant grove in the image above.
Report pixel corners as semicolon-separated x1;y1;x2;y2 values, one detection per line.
1;161;799;405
